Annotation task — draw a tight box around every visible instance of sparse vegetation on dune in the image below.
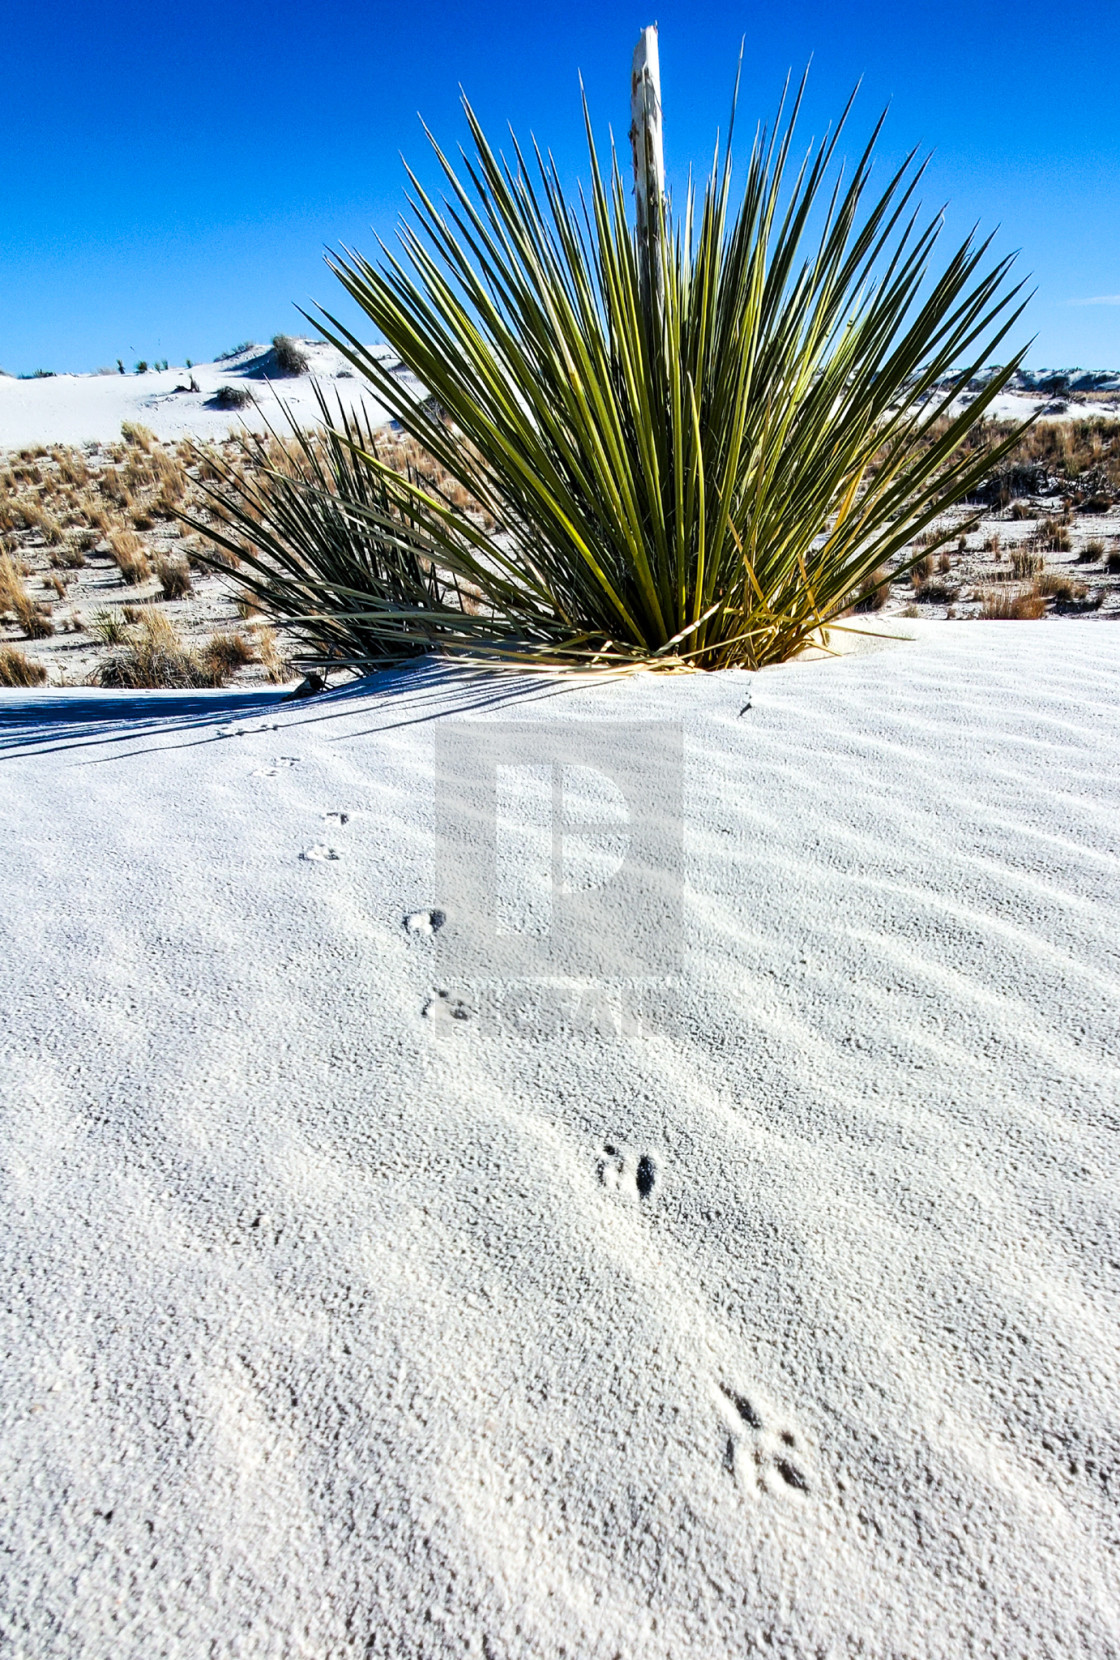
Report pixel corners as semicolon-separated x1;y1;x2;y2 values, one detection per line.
0;644;48;685
96;611;253;689
271;335;309;376
0;424;304;687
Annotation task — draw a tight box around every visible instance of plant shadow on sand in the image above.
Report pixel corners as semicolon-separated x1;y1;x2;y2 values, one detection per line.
0;658;585;765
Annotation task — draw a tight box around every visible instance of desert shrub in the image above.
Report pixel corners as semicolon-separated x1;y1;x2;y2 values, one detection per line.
979;588;1047;619
1037;517;1072;552
97;611;222;688
0;645;47;686
48;541;86;570
90;609;131;645
910;553;935;584
200;630;255;678
217;341;253;361
254;624;289;682
53;447;89;488
0;554;53;636
211;385;254;410
121;421;156;454
271;334;309;376
132;511;155;530
1104;548;1120;574
203;75;1030;670
108;528;152;584
1008;500;1034;521
98;469;132;509
1010;548;1044;579
16;499;64;543
1034;572;1087;602
1078;539;1105;562
913;578;958;603
155;555;192;599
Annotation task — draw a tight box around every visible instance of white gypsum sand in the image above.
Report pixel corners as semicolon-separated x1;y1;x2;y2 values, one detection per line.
0;620;1118;1657
0;341;415;449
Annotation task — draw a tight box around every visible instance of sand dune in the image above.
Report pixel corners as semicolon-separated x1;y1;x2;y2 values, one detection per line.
0;341;409;449
1;621;1118;1656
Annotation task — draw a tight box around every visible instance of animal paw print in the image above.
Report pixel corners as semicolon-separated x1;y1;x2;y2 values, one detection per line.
718;1384;811;1496
252;756;300;777
597;1141;657;1201
301;811;353;861
404;909;446;938
423;988;471;1023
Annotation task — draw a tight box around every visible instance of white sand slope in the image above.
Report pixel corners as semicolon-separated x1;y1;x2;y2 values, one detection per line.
1;622;1118;1658
0;342;409;449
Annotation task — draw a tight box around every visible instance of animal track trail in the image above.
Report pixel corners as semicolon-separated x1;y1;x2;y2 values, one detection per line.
252;756;301;778
423;988;471;1022
718;1384;811;1497
597;1141;657;1202
217;722;280;740
404;909;446;938
301;844;340;862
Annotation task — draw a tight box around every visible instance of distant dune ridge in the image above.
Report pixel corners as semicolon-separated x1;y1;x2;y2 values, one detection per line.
0;341;427;450
2;341;1120;451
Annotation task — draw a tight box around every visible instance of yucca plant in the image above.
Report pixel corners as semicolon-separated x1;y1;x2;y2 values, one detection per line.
204;70;1034;670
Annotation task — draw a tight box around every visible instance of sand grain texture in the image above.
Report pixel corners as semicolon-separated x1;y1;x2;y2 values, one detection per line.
0;622;1117;1658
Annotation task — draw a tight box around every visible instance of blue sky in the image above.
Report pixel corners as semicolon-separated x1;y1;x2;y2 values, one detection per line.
2;0;1119;375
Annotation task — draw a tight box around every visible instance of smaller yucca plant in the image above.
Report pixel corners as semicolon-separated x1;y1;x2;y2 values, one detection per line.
182;388;553;670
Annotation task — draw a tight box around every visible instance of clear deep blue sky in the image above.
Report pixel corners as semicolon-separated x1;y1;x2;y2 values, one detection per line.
3;0;1119;375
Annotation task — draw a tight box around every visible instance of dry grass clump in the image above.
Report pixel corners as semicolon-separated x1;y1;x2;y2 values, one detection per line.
1105;548;1120;575
52;447;90;488
154;555;192;599
978;588;1047;620
121;421;155;451
1036;517;1072;552
93;610;258;689
48;540;87;570
98;467;133;509
1010;549;1044;579
15;498;64;543
107;528;152;585
0;645;48;686
201;631;255;678
1034;572;1088;602
254;625;289;682
913;578;958;604
1079;539;1106;563
0;553;54;637
96;611;205;688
